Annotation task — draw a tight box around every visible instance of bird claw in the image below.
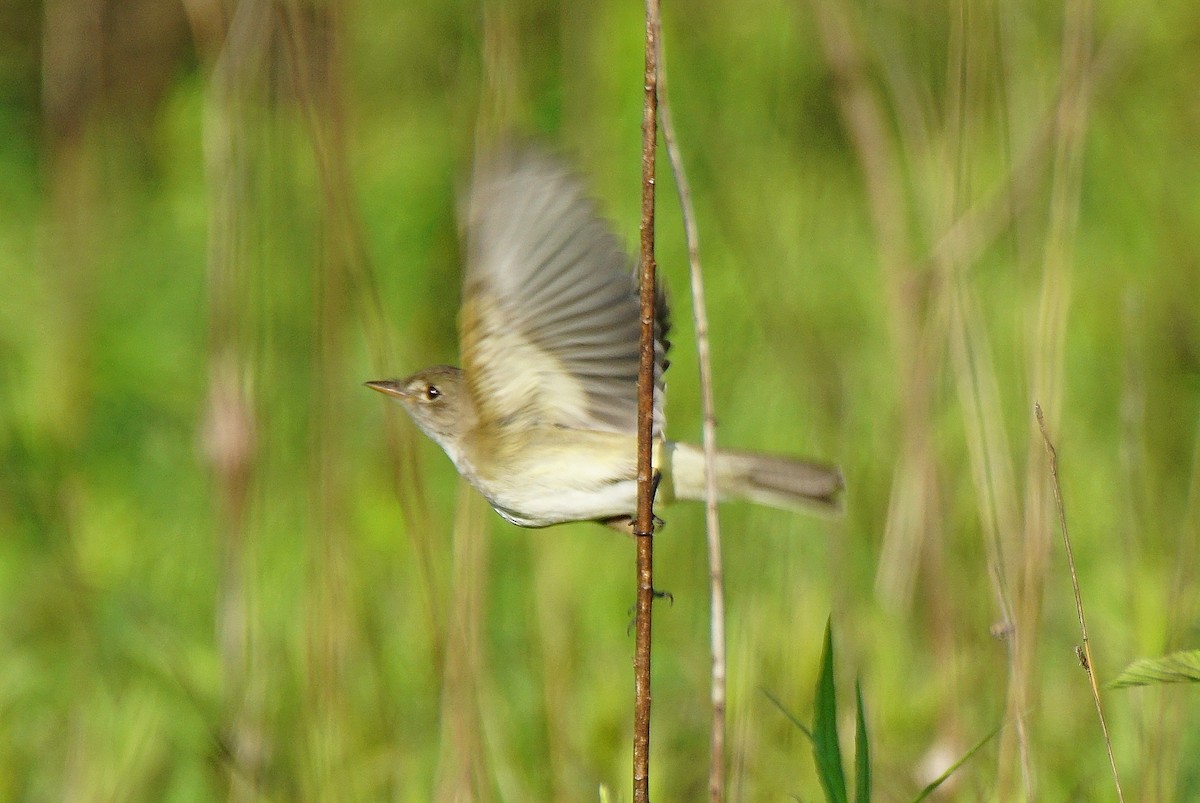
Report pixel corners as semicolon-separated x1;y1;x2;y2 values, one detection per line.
625;587;674;634
602;513;665;537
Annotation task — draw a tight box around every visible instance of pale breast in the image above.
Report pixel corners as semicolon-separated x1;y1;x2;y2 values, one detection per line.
463;427;643;527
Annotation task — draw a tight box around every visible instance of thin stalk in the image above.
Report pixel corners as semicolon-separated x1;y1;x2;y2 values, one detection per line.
1035;404;1125;802
656;38;726;803
633;0;661;800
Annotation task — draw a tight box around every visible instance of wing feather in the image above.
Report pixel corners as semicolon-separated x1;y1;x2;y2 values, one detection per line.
460;146;668;435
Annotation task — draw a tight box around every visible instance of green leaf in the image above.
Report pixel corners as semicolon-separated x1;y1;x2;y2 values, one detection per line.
854;678;871;803
813;618;848;803
1111;650;1200;688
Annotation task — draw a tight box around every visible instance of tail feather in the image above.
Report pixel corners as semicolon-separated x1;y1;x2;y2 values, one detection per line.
664;441;844;514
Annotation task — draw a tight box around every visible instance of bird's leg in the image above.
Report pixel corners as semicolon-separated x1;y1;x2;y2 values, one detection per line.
604;468;666;536
601;514;635;535
601;513;665;537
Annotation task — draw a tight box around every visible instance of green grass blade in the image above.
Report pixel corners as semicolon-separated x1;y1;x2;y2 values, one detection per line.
854;678;870;803
911;725;1001;802
813;618;848;803
1111;650;1200;688
762;687;815;742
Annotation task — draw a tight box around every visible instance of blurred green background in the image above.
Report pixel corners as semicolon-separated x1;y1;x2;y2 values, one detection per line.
2;0;1199;799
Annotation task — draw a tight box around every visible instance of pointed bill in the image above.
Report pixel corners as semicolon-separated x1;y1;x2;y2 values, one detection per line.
459;146;668;436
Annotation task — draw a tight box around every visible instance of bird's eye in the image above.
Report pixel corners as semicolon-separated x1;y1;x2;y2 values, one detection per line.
424;384;440;401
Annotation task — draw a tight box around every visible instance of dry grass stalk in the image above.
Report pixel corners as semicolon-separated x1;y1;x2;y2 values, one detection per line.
1035;404;1126;801
656;36;727;803
809;0;934;612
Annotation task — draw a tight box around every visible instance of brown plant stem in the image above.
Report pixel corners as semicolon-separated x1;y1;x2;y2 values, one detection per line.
633;0;661;800
1035;403;1125;802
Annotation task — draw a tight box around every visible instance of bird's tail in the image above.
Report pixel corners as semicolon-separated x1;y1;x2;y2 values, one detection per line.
663;441;844;514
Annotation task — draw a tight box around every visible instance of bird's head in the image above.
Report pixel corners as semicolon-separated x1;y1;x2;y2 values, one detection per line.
365;365;475;456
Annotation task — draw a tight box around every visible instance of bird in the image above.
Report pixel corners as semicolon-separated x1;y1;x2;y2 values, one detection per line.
366;145;843;529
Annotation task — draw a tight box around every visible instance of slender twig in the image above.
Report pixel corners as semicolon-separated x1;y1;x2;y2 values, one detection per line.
655;38;726;803
632;1;660;801
1035;403;1125;802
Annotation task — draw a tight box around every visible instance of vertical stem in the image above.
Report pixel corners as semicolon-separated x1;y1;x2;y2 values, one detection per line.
656;40;726;802
633;0;660;800
1035;404;1125;802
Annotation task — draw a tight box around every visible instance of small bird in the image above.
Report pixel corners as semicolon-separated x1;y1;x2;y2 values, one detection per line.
367;146;843;529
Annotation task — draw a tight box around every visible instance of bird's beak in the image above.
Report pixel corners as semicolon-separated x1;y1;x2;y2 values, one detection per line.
364;380;407;399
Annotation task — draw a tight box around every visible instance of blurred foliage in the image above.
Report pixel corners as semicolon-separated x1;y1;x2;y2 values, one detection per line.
1113;650;1200;688
1;0;1199;800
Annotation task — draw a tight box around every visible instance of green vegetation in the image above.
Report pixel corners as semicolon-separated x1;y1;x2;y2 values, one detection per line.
2;0;1198;799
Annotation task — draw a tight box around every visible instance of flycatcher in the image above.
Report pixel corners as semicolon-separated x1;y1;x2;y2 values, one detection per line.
367;146;843;528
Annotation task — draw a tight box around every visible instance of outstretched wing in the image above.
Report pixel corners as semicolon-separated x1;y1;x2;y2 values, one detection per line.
459;146;668;436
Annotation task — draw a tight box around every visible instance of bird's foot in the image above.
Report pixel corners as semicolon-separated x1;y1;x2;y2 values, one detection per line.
602;513;665;537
